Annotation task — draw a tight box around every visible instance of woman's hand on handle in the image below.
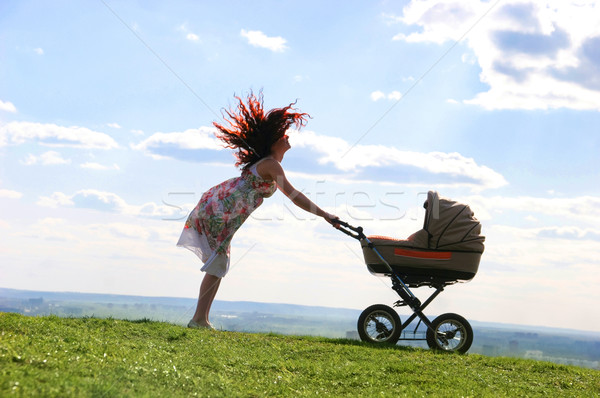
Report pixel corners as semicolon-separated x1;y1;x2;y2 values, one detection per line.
324;212;340;228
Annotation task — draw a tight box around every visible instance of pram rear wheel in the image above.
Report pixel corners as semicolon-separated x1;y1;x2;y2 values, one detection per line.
357;304;401;344
426;313;473;354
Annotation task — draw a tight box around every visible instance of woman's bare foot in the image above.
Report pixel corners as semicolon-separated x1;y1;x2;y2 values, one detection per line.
187;319;215;330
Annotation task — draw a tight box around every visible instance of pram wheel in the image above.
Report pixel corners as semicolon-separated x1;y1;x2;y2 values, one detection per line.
426;313;473;354
357;304;401;344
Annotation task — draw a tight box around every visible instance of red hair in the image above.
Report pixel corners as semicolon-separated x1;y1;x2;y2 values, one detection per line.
213;91;309;169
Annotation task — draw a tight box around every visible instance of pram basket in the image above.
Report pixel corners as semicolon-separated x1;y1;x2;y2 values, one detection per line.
338;191;484;353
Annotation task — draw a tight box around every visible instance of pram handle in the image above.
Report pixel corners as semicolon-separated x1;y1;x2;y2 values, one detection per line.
336;220;366;240
337;220;420;305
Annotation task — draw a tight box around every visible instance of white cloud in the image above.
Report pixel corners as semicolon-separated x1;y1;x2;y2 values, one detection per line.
292;130;507;190
0;121;118;149
388;91;402;100
370;90;386;101
178;23;201;42
34;47;44;55
107;123;121;129
22;151;71;166
28;218;77;241
391;0;600;111
536;226;600;241
131;126;223;159
0;100;17;113
37;189;187;219
80;162;120;170
240;29;288;52
0;189;23;199
36;192;74;208
370;90;402;101
392;0;487;44
467;194;600;224
483;224;600;268
293;75;310;83
131;126;504;190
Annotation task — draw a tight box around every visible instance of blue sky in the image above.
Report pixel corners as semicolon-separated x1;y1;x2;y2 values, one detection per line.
1;0;599;332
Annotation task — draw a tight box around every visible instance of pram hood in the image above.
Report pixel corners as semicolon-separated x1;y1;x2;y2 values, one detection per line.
407;191;485;253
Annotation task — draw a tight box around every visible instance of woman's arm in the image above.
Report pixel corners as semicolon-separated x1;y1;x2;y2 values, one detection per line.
258;159;337;223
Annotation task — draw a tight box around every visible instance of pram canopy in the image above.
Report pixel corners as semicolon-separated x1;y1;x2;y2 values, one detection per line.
407;191;485;253
362;191;485;284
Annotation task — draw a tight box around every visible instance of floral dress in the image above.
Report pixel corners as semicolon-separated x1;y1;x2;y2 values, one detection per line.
177;164;277;277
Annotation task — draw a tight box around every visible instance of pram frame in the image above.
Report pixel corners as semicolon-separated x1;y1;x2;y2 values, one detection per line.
338;221;436;330
338;220;474;352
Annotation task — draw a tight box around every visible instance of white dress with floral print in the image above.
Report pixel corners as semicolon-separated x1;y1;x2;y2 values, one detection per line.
177;161;277;277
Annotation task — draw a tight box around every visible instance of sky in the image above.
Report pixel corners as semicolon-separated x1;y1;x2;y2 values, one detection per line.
1;0;599;332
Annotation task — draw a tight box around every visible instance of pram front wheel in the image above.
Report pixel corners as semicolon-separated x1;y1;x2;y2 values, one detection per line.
426;313;473;354
357;304;401;344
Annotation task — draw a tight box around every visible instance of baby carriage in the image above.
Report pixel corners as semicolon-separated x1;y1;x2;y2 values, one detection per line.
338;191;484;353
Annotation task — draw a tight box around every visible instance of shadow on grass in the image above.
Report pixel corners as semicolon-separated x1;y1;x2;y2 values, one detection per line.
258;331;427;353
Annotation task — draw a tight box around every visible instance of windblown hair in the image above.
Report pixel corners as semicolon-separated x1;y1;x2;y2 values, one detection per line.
213;91;309;169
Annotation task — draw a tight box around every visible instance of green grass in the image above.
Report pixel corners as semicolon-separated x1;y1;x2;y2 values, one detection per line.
1;313;598;397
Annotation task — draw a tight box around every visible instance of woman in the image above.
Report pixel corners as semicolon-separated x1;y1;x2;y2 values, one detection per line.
177;92;338;329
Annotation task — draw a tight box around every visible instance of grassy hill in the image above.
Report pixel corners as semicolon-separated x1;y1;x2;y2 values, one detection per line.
1;313;598;397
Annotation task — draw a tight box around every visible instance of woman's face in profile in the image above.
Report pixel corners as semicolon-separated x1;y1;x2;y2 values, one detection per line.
272;134;291;153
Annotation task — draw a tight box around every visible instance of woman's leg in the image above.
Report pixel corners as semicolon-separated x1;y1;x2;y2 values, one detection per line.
191;273;221;326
